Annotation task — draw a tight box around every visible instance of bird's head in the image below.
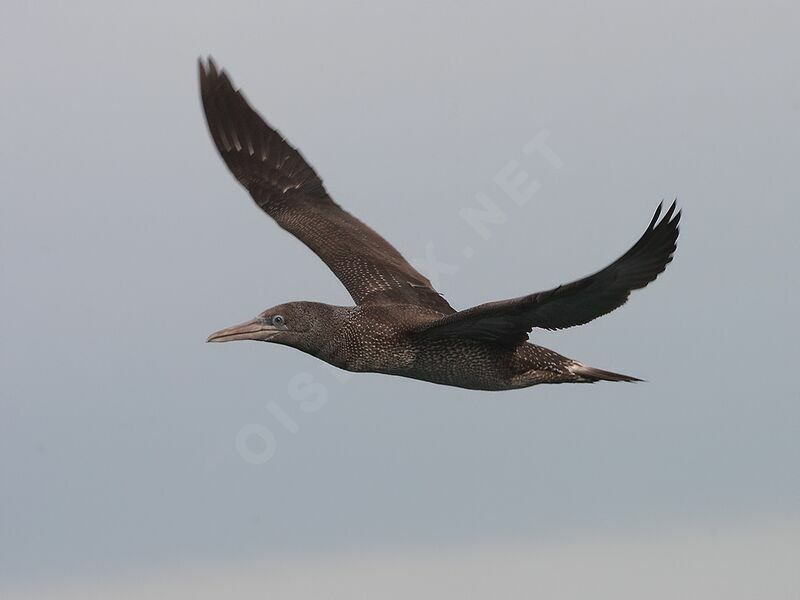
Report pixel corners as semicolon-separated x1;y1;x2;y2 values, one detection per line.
207;301;345;355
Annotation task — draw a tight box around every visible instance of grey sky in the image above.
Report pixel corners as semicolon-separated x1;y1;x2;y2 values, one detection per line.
1;0;799;592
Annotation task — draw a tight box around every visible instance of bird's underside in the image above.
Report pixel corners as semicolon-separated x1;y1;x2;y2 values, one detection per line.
200;57;680;391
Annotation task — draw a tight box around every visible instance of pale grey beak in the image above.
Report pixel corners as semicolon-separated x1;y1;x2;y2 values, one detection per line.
207;317;280;343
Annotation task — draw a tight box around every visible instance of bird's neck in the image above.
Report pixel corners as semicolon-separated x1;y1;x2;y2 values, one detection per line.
282;304;353;366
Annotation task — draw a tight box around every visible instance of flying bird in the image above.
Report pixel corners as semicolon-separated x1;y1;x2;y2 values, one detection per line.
200;58;680;391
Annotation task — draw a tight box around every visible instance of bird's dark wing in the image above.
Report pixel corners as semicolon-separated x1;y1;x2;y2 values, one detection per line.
199;58;454;314
412;202;680;344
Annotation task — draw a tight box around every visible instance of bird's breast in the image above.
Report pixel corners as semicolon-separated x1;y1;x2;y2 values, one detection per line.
320;316;417;374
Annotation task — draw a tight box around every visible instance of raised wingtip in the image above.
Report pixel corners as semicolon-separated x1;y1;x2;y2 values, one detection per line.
648;201;664;230
669;198;682;226
198;56;211;85
650;199;681;230
662;199;677;223
198;56;221;79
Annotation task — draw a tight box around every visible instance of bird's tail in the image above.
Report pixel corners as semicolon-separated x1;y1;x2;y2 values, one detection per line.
568;362;643;383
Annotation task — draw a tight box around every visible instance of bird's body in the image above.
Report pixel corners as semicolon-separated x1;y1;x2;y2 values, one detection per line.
271;303;587;390
200;58;680;391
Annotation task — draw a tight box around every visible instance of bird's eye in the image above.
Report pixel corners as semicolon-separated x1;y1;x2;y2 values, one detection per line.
271;315;285;327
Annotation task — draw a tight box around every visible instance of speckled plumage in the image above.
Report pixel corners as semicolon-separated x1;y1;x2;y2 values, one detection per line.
200;58;681;391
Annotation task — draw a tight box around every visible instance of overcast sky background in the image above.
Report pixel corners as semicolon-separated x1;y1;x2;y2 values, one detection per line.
1;0;799;596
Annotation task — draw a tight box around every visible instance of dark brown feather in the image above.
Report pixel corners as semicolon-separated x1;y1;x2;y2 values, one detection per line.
198;58;454;314
413;202;680;344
